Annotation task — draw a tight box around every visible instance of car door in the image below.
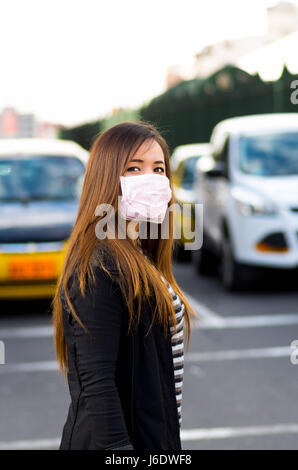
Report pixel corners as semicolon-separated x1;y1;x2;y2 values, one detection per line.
202;136;230;247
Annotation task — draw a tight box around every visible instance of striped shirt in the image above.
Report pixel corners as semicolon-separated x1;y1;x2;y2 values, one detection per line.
136;243;185;427
166;281;185;428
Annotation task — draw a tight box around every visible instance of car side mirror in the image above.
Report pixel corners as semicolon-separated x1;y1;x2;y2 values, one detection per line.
204;161;227;178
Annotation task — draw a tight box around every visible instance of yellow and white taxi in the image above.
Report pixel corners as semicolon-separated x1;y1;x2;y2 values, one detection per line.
170;143;210;261
0;138;89;299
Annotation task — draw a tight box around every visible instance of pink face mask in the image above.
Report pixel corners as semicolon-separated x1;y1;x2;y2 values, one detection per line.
118;173;172;224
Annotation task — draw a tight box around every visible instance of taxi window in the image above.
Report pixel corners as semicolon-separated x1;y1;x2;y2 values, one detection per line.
180;156;200;189
0;155;85;202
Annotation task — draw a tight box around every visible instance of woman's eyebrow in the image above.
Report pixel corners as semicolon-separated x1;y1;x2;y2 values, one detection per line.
130;158;165;164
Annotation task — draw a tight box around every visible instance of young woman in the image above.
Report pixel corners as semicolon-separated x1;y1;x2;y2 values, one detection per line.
52;121;198;451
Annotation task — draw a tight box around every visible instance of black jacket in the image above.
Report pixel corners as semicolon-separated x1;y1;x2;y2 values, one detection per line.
58;252;182;451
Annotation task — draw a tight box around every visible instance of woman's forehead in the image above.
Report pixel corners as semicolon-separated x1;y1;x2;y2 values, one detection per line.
131;140;164;162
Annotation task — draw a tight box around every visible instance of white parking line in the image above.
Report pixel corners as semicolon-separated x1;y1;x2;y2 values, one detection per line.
0;437;61;450
0;345;293;373
192;313;298;330
0;326;53;339
186;294;225;327
185;293;298;330
1;296;298;338
2;313;298;340
0;361;58;373
181;423;298;441
185;346;292;362
1;422;298;448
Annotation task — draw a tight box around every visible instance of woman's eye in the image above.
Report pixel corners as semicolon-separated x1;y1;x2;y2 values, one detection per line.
126;166;140;172
126;166;165;173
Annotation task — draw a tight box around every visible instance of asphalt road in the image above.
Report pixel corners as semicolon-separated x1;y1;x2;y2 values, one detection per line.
0;258;298;450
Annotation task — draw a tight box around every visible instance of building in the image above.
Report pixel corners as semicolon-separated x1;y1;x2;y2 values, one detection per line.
0;107;62;138
192;1;298;79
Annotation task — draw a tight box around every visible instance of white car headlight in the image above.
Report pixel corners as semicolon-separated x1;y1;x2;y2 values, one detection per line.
231;187;277;216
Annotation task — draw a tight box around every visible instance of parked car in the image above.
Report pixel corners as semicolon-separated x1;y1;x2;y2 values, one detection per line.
170;143;210;261
194;113;298;290
0;138;89;299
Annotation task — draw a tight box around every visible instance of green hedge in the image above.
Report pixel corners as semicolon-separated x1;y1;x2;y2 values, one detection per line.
58;64;298;153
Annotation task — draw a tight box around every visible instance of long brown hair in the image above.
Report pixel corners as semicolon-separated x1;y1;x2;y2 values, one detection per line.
51;120;199;380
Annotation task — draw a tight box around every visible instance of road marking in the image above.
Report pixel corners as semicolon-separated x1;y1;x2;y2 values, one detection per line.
185;294;298;330
185;346;291;362
181;423;298;441
0;438;61;450
185;293;298;330
0;345;293;373
2;313;298;339
186;294;225;327
2;422;298;448
0;326;53;339
0;361;58;373
193;313;298;330
1;300;298;338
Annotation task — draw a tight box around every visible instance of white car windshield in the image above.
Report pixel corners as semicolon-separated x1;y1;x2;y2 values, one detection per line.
238;132;298;176
0;155;85;202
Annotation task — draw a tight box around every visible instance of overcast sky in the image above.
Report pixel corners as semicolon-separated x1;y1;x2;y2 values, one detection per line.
0;0;293;126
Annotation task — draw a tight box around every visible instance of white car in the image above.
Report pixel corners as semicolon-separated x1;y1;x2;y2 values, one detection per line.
194;113;298;290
